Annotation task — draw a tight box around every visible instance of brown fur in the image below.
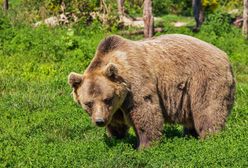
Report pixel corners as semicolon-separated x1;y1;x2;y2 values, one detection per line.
68;34;235;149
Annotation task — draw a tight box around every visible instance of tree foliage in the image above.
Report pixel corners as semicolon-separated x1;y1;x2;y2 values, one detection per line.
0;0;244;26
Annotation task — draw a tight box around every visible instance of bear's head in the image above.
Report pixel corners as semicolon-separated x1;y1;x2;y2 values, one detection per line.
68;63;129;127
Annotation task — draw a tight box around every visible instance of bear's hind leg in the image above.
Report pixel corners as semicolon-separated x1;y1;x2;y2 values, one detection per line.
193;115;218;138
193;109;227;139
190;73;232;138
191;89;230;138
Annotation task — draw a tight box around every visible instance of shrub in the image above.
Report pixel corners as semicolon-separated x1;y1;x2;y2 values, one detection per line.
202;11;233;36
153;0;192;16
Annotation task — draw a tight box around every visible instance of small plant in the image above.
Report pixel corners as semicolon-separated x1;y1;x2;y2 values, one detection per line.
202;11;233;36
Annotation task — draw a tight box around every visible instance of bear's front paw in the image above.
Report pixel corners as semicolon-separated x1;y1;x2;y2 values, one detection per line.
137;142;150;150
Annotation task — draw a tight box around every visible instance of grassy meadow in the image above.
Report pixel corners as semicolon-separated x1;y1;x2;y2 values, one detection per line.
0;10;248;167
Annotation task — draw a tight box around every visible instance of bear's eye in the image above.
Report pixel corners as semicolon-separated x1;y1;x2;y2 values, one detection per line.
103;97;113;106
84;101;93;109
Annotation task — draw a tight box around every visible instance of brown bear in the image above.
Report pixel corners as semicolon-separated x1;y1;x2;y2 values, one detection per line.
68;34;235;149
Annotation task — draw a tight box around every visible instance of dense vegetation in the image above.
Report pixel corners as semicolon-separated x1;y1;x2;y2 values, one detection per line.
0;0;248;167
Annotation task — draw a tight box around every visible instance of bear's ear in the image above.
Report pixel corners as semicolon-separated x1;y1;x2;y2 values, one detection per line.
68;72;83;88
104;63;118;79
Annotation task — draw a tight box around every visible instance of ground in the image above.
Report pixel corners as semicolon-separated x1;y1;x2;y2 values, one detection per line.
0;15;248;167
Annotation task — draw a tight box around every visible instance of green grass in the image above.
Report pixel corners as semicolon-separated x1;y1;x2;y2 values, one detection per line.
0;14;248;167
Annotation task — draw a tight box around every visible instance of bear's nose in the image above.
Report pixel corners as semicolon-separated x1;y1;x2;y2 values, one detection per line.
95;119;105;127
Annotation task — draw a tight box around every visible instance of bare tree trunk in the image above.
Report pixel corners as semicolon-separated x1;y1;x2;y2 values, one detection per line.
3;0;9;11
99;0;109;25
192;0;204;32
243;0;248;38
143;0;154;38
60;0;66;14
117;0;125;21
100;0;108;14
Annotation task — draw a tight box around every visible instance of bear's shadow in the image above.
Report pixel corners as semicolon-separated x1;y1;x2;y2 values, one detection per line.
104;134;138;149
104;125;186;149
163;125;184;139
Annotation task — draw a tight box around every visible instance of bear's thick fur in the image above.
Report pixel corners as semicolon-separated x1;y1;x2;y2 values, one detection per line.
68;34;235;149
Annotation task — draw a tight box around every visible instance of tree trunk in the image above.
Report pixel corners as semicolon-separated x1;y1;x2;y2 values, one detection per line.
60;0;66;14
243;0;248;38
117;0;125;21
100;0;108;14
143;0;154;38
3;0;9;11
192;0;204;32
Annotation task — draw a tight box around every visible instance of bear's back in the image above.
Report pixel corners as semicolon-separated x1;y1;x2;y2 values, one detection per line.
121;34;232;83
86;34;233;86
135;34;229;69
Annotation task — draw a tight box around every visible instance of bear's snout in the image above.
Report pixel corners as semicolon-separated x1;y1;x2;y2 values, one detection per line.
95;118;105;127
